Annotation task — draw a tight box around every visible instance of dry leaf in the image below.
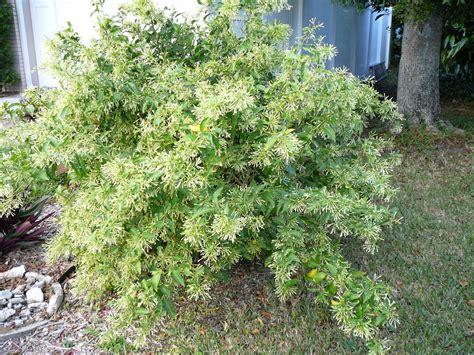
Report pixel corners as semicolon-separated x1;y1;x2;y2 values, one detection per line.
55;164;69;176
459;280;469;288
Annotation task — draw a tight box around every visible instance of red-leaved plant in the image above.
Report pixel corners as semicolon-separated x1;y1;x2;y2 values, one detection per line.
0;196;53;255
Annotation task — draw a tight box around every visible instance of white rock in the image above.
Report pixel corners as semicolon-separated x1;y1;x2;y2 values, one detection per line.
47;282;64;316
25;272;53;287
0;265;26;280
0;308;16;322
43;276;53;284
26;276;35;286
25;272;51;283
13;285;26;294
10;297;25;304
32;280;46;290
0;299;7;306
14;319;24;327
26;287;44;303
25;272;41;280
28;302;48;309
0;290;13;300
19;308;31;317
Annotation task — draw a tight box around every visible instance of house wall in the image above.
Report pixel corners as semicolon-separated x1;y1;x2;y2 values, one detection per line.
13;0;391;89
269;0;391;77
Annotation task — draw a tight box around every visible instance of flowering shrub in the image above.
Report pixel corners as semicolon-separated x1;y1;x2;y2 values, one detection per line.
0;0;402;350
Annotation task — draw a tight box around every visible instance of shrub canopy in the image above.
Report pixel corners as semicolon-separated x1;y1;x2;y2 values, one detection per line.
0;0;402;350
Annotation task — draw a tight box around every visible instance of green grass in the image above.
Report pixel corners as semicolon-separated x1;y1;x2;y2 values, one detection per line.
152;117;474;353
441;102;474;135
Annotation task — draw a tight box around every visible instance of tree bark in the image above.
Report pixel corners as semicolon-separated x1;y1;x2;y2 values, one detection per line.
397;8;444;126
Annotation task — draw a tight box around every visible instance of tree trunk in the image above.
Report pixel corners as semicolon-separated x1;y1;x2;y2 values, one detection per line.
397;9;444;127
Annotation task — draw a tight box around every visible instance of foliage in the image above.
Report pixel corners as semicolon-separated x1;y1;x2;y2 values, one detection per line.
0;0;402;349
0;0;19;90
440;75;474;102
0;196;52;255
441;4;474;79
0;87;59;215
0;87;55;121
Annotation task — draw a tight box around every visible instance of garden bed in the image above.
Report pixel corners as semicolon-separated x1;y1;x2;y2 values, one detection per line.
0;203;103;352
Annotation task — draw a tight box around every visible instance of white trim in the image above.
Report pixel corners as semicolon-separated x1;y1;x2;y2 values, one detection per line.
385;8;392;69
366;10;374;68
15;0;33;87
295;0;303;39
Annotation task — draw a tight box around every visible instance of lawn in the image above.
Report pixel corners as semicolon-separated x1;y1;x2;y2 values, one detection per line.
128;109;473;353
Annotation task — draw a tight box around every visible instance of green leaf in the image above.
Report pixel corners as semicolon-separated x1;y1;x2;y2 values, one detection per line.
349;292;361;301
285;164;296;176
352;271;365;279
189;124;200;132
284;278;301;288
56;106;70;120
25;104;35;116
264;135;278;150
313;271;327;283
135;307;149;315
150;271;161;289
171;270;185;286
326;263;338;276
327;283;337;295
162;298;176;318
143;231;155;242
323;126;336;142
374;314;386;326
159;285;171;298
200;117;209;132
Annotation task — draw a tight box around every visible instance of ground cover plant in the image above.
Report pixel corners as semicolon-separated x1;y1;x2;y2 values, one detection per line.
0;0;403;350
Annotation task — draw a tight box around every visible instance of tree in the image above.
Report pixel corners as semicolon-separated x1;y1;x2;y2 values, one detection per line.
397;3;443;126
342;0;473;127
